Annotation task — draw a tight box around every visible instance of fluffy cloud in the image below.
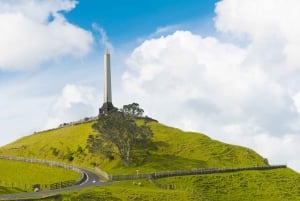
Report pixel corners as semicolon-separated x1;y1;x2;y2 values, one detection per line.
46;84;99;128
123;0;300;171
0;0;93;70
124;31;295;135
215;0;300;71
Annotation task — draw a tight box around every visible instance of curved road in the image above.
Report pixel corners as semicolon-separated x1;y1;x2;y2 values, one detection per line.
0;168;112;200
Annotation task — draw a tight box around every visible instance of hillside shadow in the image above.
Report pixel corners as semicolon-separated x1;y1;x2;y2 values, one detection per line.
145;154;207;171
151;141;170;150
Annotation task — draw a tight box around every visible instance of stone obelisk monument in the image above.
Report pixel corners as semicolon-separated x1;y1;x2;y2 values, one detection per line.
99;49;114;114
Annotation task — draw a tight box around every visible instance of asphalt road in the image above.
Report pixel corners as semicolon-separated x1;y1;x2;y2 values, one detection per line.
0;168;112;200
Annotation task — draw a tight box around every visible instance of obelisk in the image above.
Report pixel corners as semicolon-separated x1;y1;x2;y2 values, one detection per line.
99;49;114;114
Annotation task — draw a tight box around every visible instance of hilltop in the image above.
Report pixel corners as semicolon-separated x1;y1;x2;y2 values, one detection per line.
0;120;266;174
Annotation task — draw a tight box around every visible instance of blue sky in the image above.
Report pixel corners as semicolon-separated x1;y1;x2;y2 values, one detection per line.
65;0;218;44
1;0;300;172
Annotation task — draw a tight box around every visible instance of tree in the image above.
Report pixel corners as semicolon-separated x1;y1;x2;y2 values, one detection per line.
87;104;152;167
121;102;144;118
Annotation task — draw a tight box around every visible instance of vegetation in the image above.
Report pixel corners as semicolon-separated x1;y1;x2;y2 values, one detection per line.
0;122;97;169
0;120;267;174
88;103;153;167
0;122;266;174
35;179;190;201
0;114;299;200
0;186;25;196
18;168;299;201
157;168;300;201
0;159;81;194
122;103;144;118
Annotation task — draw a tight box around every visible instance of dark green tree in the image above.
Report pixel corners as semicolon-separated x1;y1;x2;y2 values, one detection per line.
121;102;144;118
87;104;152;167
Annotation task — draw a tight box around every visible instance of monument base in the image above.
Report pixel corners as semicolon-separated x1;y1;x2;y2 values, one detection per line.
99;102;115;114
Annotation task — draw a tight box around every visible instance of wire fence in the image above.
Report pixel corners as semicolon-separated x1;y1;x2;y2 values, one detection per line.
110;165;287;182
0;155;85;192
0;155;288;192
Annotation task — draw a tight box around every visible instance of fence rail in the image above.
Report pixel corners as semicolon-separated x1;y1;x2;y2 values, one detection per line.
0;155;287;191
49;180;76;190
0;155;84;191
110;165;287;181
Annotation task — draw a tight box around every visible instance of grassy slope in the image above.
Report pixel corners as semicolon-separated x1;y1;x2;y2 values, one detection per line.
0;121;299;200
34;168;300;201
0;159;81;194
0;186;25;196
0;122;99;168
158;168;300;201
0;121;266;174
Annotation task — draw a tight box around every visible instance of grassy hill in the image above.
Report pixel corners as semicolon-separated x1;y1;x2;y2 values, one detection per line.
1;120;299;200
0;121;267;174
0;159;81;194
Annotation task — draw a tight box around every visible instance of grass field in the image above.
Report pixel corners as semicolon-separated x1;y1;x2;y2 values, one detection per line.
1;120;298;200
0;159;81;194
0;121;267;175
25;168;300;201
0;186;24;196
158;168;300;201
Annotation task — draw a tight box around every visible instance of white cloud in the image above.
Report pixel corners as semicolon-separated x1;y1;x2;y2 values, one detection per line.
0;0;93;70
45;84;98;128
92;23;114;51
123;0;300;172
0;56;103;146
0;77;55;146
124;30;295;134
292;92;300;113
215;0;300;72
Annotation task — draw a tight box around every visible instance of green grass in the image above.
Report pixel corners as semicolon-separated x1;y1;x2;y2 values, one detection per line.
0;121;267;175
0;122;98;168
37;179;190;201
22;168;300;201
0;120;299;200
0;186;25;196
0;159;81;194
158;168;300;201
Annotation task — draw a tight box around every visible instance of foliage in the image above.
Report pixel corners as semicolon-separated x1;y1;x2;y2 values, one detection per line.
121;102;144;118
88;103;153;167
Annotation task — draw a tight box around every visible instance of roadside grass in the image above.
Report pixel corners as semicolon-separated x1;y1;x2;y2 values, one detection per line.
40;179;191;201
158;168;300;201
0;186;25;196
25;168;300;201
0;121;267;175
0;159;81;194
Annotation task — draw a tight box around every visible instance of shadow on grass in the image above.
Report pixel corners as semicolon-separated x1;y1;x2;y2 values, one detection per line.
0;186;26;195
145;154;207;171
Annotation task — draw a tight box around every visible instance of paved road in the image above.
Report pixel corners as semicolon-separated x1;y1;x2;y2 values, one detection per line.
0;168;112;200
